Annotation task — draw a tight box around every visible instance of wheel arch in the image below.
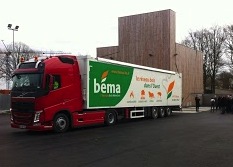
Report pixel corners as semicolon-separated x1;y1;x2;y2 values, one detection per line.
104;108;118;125
53;110;72;128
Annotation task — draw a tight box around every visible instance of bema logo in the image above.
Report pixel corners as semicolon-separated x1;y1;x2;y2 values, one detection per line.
94;71;121;94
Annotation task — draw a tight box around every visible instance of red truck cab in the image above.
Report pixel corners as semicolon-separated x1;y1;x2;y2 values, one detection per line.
10;55;104;132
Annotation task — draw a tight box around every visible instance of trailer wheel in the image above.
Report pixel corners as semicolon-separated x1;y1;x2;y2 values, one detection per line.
165;107;172;117
105;110;117;126
151;107;159;119
53;113;70;133
159;107;165;118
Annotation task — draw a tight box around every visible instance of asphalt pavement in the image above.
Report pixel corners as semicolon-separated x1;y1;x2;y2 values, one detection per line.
1;106;232;167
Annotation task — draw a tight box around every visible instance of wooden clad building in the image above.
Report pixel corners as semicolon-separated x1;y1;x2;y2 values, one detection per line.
97;9;203;107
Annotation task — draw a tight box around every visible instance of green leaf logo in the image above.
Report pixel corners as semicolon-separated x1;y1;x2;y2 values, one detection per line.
167;92;172;99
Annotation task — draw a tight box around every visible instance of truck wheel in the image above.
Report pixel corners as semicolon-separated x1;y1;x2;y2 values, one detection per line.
151;107;159;119
105;110;117;126
159;107;165;118
165;107;172;117
53;113;69;133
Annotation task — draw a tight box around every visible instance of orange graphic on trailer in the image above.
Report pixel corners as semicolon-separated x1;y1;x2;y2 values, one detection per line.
148;91;155;99
141;90;145;99
130;91;134;98
167;81;175;99
101;70;109;82
157;92;162;99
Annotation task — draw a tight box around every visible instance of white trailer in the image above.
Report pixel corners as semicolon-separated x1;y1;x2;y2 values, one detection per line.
78;56;182;119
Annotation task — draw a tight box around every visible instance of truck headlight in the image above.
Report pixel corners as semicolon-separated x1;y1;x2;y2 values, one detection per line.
34;111;43;123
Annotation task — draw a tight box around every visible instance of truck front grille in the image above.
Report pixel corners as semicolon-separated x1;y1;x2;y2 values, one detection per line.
13;112;34;125
12;102;35;112
11;102;35;125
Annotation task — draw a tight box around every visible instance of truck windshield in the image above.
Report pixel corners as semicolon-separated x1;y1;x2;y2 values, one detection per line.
12;74;43;91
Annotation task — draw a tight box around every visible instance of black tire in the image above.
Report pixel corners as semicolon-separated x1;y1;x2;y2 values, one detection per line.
105;110;117;126
165;107;172;117
53;113;70;133
159;107;165;118
151;107;159;119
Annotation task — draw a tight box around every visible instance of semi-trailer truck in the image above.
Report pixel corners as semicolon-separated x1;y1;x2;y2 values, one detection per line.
10;55;182;132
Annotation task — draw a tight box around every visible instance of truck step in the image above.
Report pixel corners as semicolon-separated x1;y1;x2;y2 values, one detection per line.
130;110;145;118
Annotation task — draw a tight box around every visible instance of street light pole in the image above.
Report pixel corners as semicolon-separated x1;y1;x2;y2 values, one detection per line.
7;24;19;57
7;24;19;89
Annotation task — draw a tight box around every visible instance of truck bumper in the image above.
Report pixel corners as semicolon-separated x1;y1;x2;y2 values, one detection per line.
11;122;53;131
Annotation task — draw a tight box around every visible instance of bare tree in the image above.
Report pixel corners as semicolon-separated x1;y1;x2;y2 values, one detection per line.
0;42;36;88
10;42;36;69
0;44;12;86
0;48;5;78
181;26;226;93
216;70;233;89
224;25;233;69
207;26;226;93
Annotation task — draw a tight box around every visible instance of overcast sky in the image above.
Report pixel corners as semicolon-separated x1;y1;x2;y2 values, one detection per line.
0;0;232;56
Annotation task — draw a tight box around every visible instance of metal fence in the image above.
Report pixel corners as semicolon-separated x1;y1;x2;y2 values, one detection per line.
0;94;10;110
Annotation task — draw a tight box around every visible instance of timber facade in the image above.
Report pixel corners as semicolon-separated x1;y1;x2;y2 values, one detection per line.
97;9;203;107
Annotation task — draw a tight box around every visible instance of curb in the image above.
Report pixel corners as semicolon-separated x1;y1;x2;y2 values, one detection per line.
173;107;211;114
0;110;10;115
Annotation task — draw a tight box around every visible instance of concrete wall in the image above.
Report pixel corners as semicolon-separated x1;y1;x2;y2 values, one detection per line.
0;94;10;110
